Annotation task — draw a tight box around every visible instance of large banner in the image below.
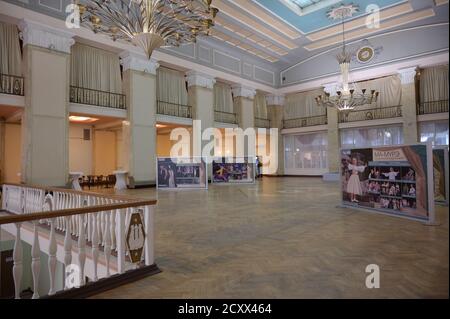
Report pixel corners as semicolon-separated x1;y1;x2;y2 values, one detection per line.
340;144;435;222
212;157;255;184
157;157;207;189
433;147;449;205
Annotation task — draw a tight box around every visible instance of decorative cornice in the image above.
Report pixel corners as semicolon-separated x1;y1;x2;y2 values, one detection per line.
120;51;159;74
266;94;285;106
397;67;418;84
186;71;216;89
18;19;75;54
231;85;256;99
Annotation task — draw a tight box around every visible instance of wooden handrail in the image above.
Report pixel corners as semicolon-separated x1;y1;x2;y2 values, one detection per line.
0;200;156;225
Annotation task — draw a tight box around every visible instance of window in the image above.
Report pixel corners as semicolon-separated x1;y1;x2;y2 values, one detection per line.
419;121;449;146
341;125;404;149
284;132;328;174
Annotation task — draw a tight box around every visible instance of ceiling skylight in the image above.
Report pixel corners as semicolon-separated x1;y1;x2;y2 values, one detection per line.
280;0;341;15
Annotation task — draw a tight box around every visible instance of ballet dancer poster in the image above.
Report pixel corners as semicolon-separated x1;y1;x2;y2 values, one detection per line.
212;157;255;184
157;157;207;189
340;143;435;222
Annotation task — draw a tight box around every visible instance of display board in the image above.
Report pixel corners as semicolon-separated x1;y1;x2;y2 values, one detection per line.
340;144;435;222
433;147;449;205
157;157;207;189
212;157;255;184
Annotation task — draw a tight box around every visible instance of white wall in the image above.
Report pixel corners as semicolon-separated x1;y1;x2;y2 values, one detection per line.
69;123;93;175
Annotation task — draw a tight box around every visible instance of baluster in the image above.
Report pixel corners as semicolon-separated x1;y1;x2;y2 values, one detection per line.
13;223;23;299
97;199;103;246
31;221;41;299
116;209;125;273
110;207;117;251
91;212;99;281
64;216;72;290
104;211;111;277
48;218;57;295
78;214;86;286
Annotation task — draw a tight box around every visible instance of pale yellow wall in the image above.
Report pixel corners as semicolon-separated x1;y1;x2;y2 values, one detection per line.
157;133;174;157
4;123;22;183
94;130;117;176
69;123;93;175
116;129;124;170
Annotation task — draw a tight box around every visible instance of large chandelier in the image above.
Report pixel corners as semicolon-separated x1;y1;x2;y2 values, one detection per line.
315;4;379;115
76;0;218;59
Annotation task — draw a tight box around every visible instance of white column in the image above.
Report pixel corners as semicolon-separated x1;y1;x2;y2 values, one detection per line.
232;85;256;158
19;19;75;186
186;71;216;162
120;51;159;186
398;67;418;144
324;83;341;174
266;94;285;175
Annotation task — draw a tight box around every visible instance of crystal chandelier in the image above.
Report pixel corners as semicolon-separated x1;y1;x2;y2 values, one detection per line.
76;0;218;59
316;4;379;115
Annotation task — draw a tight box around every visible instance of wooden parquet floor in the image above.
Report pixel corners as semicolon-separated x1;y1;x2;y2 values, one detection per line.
90;177;449;299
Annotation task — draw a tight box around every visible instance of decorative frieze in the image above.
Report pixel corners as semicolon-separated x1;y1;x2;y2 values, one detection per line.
186;71;216;89
231;85;256;100
398;67;418;85
266;94;285;106
120;51;159;74
18;19;75;54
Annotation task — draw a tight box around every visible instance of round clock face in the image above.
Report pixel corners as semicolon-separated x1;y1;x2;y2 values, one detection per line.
357;46;375;63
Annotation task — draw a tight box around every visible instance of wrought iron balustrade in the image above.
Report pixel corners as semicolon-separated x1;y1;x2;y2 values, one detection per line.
214;110;237;124
0;73;24;96
157;100;192;119
417;100;449;115
339;105;402;123
254;117;271;129
283;114;328;129
70;86;126;109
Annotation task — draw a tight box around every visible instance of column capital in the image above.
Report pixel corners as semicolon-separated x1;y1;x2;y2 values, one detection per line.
18;19;75;54
397;67;418;85
322;82;338;95
120;51;159;74
231;85;256;100
186;71;216;89
266;94;285;106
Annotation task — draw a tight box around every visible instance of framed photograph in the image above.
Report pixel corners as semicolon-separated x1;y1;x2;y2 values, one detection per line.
156;157;207;189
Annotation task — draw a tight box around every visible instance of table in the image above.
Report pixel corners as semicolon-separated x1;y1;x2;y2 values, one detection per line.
113;170;128;190
69;172;83;191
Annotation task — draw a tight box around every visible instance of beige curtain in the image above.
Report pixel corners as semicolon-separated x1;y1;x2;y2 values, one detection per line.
355;75;401;108
0;22;22;76
214;82;233;113
253;91;268;119
284;89;326;119
156;67;188;105
70;43;122;93
420;65;448;103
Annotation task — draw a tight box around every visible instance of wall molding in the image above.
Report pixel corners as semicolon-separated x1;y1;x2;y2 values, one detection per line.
213;49;242;75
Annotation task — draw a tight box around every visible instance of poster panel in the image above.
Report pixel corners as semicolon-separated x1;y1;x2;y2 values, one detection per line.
212;157;255;184
340;144;435;222
433;147;449;205
157;157;207;189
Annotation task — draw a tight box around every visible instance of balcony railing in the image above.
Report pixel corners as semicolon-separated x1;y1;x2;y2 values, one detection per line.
254;117;271;128
157;100;192;119
283;114;328;129
338;105;402;123
70;86;126;109
214;110;237;124
0;73;24;96
417;100;449;115
0;183;158;299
